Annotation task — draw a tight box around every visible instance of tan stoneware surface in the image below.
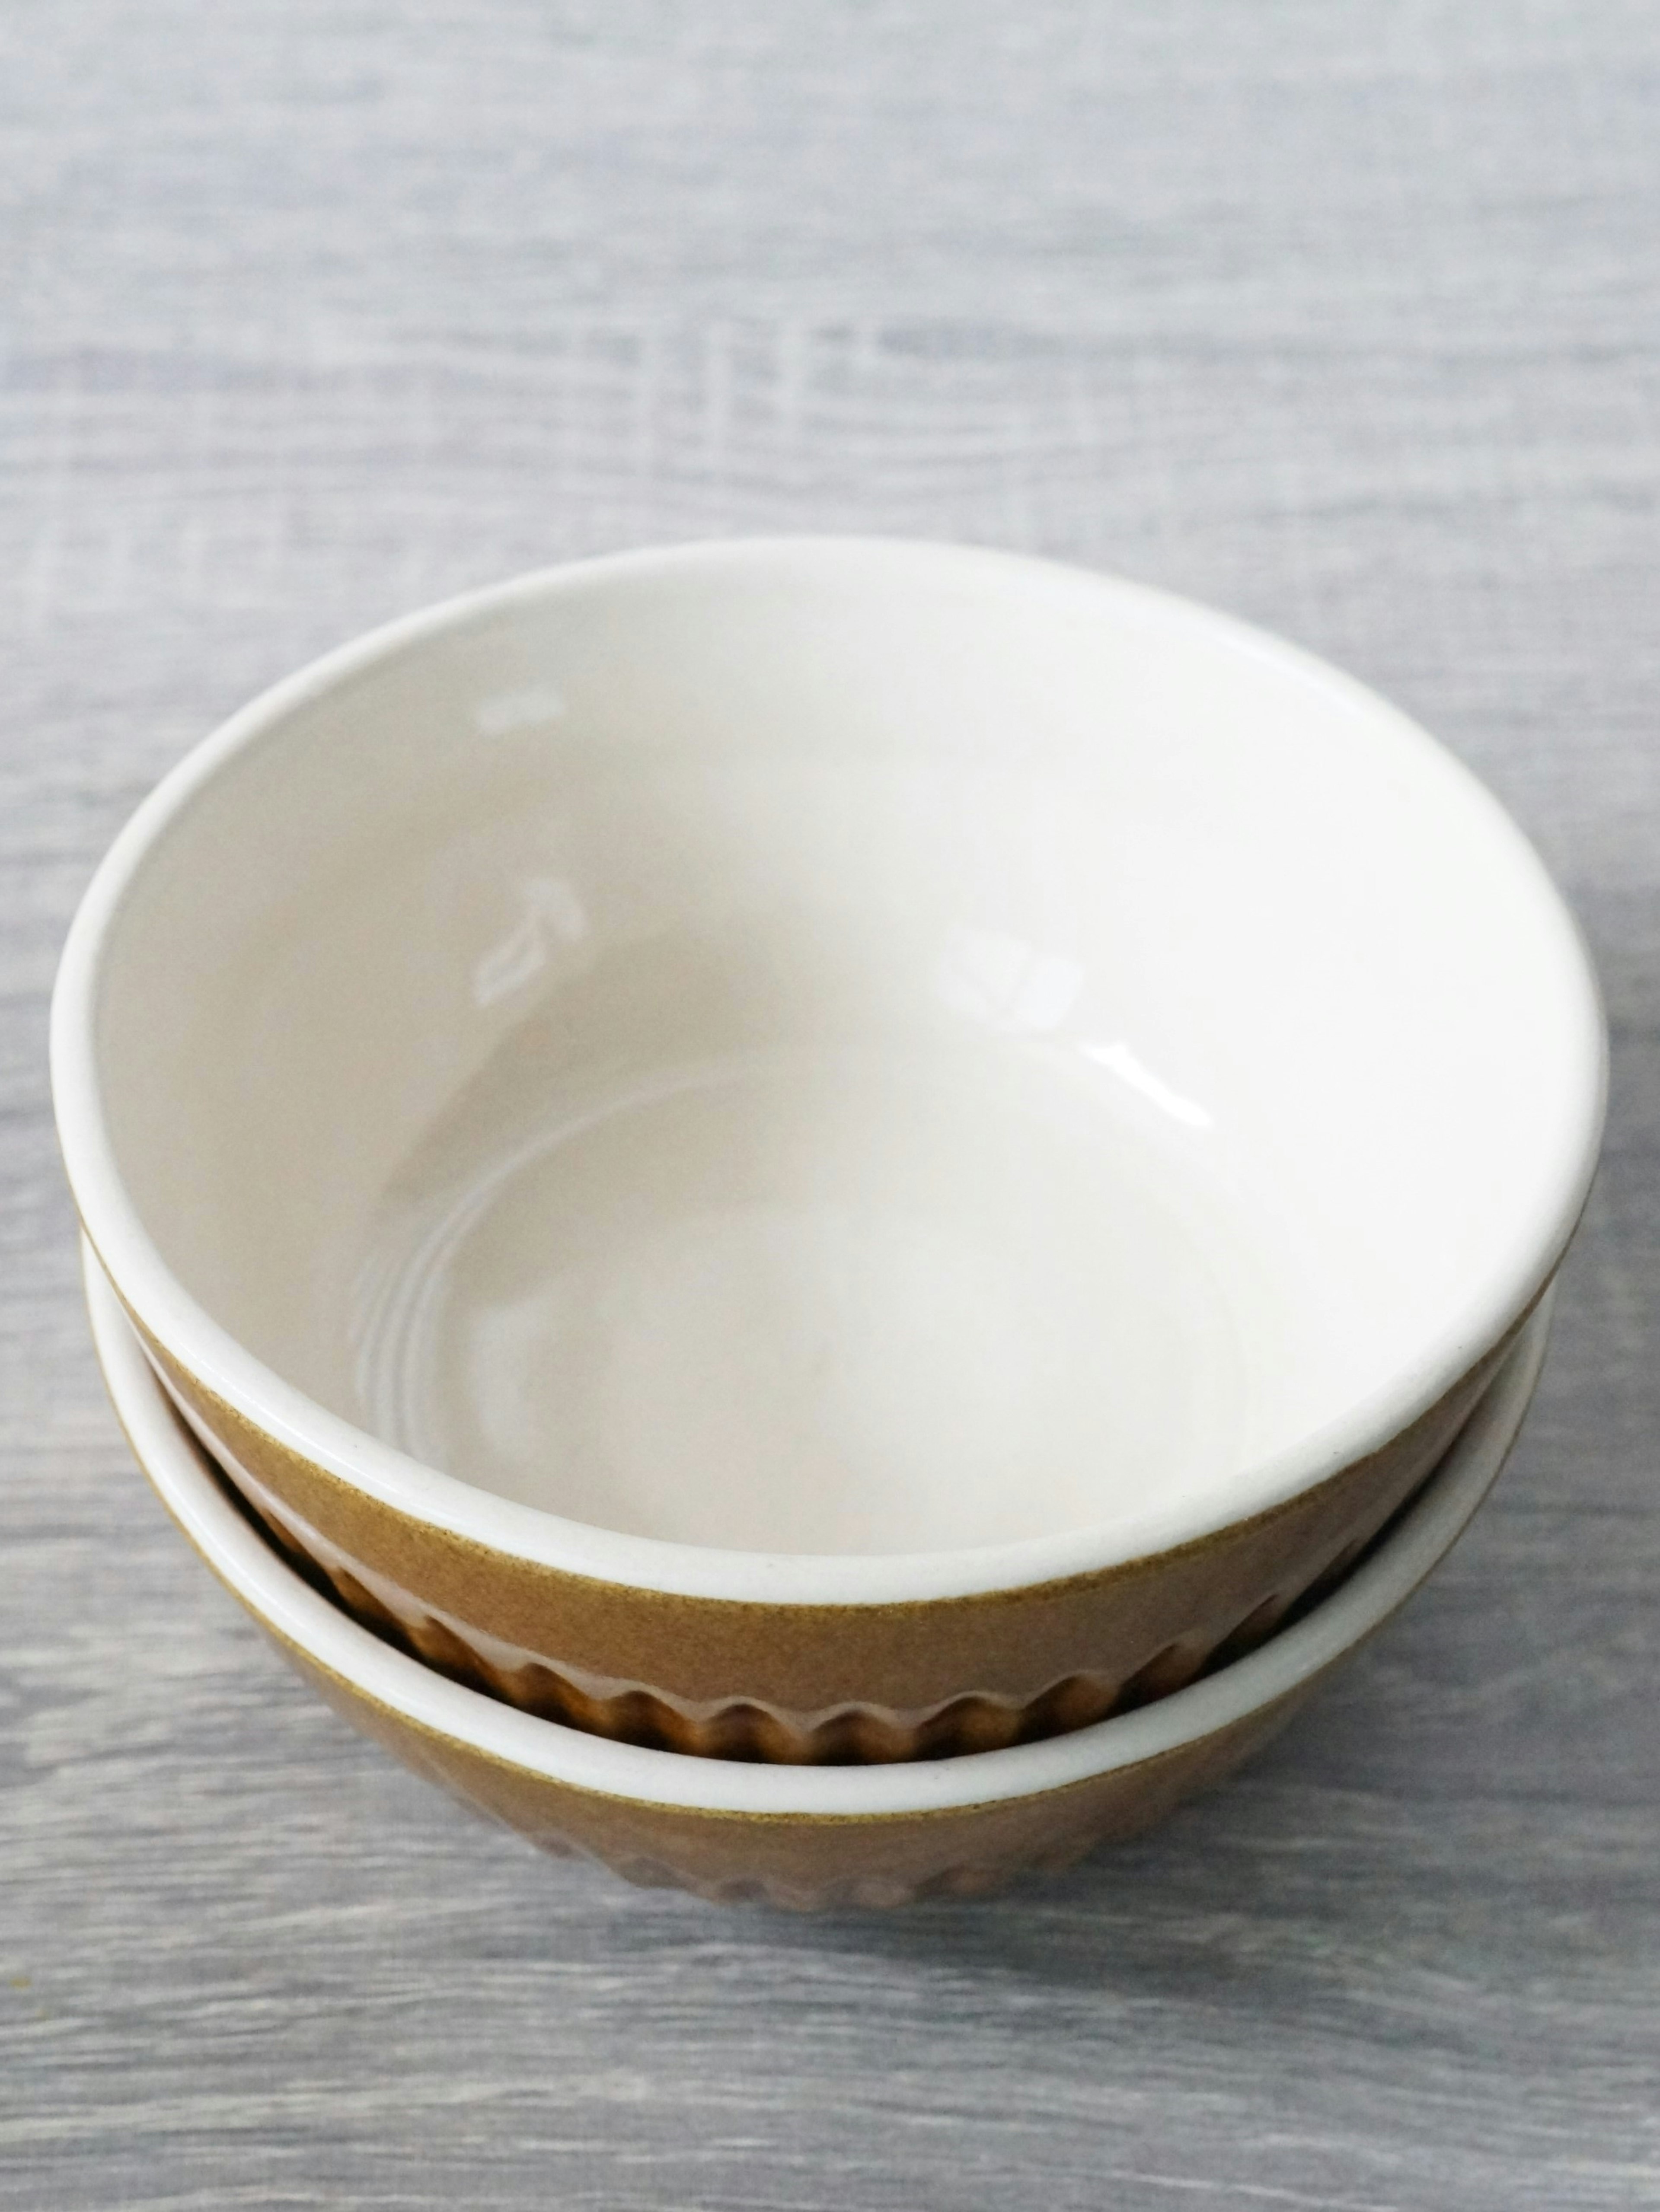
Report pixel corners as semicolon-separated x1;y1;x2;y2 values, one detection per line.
285;1645;1317;1906
134;1292;1519;1763
89;1257;1550;1909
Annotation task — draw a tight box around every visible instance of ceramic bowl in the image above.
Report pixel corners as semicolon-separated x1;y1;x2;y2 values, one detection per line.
53;540;1604;1761
89;1246;1551;1907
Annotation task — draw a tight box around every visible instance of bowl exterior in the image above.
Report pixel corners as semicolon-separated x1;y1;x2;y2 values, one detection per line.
273;1630;1321;1907
128;1288;1523;1763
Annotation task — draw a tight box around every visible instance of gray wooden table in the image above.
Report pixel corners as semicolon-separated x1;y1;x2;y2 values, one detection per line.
4;6;1659;2206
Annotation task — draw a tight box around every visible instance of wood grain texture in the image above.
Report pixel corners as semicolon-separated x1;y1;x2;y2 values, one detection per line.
3;3;1659;2206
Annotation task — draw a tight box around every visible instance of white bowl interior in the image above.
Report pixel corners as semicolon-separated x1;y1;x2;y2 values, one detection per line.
70;542;1599;1559
88;1244;1548;1816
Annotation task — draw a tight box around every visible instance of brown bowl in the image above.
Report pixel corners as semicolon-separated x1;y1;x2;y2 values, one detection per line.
54;543;1604;1760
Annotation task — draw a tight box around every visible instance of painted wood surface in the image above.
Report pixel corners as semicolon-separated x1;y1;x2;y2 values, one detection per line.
3;5;1658;2205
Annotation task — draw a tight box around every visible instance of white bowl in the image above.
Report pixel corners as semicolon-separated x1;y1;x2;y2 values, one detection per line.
54;539;1604;1753
90;1240;1551;1906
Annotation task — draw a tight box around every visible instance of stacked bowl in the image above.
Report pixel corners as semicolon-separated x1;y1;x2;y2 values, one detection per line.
54;539;1604;1906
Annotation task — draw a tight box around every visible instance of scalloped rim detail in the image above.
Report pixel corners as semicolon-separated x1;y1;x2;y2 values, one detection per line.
170;1338;1450;1767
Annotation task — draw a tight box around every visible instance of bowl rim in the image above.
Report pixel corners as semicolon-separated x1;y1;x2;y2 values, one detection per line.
87;1241;1549;1819
52;536;1606;1605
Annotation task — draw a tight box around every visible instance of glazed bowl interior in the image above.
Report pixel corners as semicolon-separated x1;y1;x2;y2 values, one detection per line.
58;540;1601;1566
